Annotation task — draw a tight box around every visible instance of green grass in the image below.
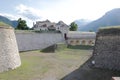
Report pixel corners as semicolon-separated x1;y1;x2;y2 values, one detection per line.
67;45;94;50
99;26;120;30
0;48;92;80
41;43;67;53
0;53;43;80
57;49;90;60
0;22;11;28
98;26;120;35
56;43;67;51
99;26;120;32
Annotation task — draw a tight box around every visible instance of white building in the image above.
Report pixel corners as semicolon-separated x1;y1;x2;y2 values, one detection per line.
56;21;69;34
33;20;69;34
33;20;56;31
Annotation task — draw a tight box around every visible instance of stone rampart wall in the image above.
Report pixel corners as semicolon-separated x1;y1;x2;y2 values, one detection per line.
15;32;65;51
92;28;120;70
0;28;21;73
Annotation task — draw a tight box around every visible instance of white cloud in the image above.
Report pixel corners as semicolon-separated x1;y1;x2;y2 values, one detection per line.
41;0;120;23
16;4;43;20
0;12;35;27
2;0;120;27
0;13;18;20
15;4;73;26
15;4;79;25
0;4;43;28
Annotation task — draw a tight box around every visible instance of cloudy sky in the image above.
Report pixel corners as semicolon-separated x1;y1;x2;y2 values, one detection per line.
0;0;120;27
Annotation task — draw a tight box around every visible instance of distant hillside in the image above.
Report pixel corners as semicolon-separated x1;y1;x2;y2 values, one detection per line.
0;15;18;28
74;19;91;30
80;8;120;32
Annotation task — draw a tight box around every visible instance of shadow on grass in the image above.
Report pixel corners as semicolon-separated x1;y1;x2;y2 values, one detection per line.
67;45;94;50
61;57;120;80
41;44;67;53
40;44;57;53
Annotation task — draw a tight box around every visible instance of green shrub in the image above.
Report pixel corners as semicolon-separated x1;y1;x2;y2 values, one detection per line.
0;22;11;27
41;44;57;53
67;45;94;50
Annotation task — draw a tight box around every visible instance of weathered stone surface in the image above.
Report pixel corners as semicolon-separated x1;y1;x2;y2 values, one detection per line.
92;27;120;70
0;27;21;73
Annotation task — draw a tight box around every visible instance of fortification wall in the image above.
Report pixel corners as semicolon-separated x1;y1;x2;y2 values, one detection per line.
92;28;120;70
0;27;21;73
15;32;65;51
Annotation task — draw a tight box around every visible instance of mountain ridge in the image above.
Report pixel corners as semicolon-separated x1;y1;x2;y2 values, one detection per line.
74;19;91;31
79;8;120;32
0;15;18;28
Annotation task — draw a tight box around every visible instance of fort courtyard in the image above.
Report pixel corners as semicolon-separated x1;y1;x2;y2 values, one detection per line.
0;48;92;80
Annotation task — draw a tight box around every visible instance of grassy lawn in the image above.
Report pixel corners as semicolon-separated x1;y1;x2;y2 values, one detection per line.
0;48;92;80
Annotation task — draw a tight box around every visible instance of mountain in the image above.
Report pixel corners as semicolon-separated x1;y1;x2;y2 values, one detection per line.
0;15;18;28
12;20;18;28
80;8;120;32
74;19;91;30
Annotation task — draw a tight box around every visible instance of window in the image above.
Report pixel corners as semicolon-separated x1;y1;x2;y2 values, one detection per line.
43;24;47;27
89;40;93;44
76;40;80;44
82;40;86;45
70;40;74;44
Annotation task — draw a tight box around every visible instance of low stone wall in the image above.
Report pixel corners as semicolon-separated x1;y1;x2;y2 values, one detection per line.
15;31;65;51
92;28;120;70
67;31;96;46
0;26;21;73
67;38;95;46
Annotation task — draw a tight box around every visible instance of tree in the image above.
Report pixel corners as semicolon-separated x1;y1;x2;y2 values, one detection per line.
89;30;93;32
16;18;29;30
69;22;78;31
